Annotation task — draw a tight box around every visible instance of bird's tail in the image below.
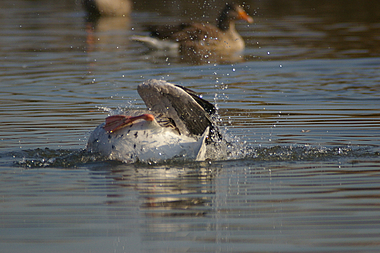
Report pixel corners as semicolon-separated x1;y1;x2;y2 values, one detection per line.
131;35;179;51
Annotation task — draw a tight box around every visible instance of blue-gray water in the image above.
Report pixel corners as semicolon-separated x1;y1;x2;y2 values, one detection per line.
1;0;380;252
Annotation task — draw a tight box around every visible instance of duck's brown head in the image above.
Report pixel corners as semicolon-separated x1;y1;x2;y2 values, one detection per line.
218;3;254;30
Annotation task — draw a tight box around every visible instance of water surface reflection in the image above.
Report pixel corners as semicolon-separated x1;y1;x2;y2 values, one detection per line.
92;159;380;252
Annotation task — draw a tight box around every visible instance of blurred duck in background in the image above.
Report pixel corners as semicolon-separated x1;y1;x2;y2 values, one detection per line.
132;3;253;64
82;0;132;54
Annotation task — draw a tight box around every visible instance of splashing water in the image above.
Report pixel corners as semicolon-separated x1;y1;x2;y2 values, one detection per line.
10;144;378;169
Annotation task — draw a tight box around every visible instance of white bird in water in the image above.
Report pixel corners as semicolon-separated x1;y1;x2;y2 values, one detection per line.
87;79;221;163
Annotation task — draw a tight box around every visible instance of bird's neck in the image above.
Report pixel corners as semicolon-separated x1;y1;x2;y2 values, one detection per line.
217;13;234;31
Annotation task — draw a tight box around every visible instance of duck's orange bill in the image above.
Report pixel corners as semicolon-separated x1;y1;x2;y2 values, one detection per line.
103;114;155;133
238;10;254;23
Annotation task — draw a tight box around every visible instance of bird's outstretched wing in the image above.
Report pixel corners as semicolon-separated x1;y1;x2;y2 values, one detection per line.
137;79;215;137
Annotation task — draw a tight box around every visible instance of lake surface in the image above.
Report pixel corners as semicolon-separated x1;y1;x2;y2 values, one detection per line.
1;0;380;252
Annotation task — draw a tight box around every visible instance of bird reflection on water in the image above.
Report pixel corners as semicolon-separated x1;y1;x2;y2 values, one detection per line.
107;163;217;218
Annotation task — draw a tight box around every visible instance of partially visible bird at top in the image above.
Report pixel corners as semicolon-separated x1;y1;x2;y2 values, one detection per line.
82;0;132;17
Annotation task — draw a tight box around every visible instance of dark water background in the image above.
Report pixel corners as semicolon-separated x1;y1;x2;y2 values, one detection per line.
1;0;380;252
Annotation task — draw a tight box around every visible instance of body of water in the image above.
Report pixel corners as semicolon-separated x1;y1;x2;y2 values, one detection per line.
1;0;380;252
